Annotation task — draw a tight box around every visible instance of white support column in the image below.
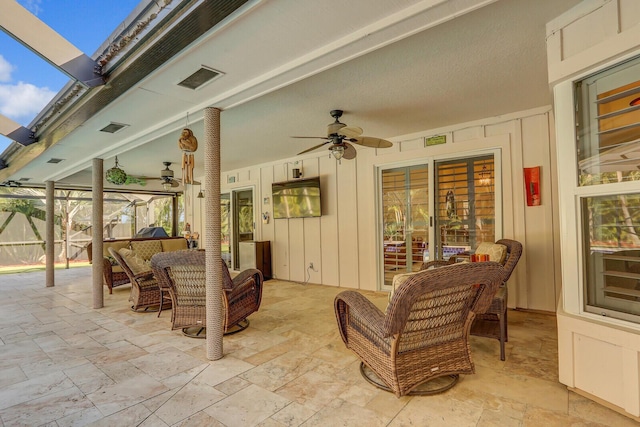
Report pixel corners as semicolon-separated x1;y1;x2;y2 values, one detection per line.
204;107;223;360
45;180;55;287
92;158;104;309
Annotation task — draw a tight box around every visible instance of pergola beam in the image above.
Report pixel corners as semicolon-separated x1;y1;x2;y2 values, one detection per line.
0;114;37;147
0;0;104;87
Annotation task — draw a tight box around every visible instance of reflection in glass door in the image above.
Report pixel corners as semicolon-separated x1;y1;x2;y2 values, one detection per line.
381;165;429;287
221;193;231;268
232;189;254;270
434;155;495;260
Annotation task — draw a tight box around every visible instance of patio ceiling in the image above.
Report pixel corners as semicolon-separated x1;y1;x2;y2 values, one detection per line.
0;0;582;192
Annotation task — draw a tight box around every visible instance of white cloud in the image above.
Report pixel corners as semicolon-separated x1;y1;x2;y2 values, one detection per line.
0;55;13;82
0;81;56;122
20;0;43;16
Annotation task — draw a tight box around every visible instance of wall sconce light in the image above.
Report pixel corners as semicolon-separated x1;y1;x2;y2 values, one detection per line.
292;168;303;179
197;190;205;198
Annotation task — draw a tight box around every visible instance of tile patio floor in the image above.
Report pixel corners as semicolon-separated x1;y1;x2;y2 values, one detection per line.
0;267;636;426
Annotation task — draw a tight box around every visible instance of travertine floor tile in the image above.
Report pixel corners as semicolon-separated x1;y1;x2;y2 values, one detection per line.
300;398;389;427
0;267;635;426
204;384;290;427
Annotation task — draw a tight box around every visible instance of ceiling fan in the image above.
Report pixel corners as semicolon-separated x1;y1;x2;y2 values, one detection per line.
133;162;199;190
292;110;393;161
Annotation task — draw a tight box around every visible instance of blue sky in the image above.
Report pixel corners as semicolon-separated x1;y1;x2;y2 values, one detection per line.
0;0;142;152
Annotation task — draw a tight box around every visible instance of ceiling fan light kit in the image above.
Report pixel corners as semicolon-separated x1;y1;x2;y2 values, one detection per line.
330;145;345;161
160;161;180;189
293;110;393;163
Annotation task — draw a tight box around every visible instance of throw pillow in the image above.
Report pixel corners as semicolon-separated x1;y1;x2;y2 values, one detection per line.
118;248;152;276
161;238;188;252
131;240;163;261
475;242;507;264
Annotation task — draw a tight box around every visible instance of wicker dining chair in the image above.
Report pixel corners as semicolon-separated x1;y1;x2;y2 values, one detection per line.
108;247;165;312
420;238;522;361
151;250;264;336
335;262;504;397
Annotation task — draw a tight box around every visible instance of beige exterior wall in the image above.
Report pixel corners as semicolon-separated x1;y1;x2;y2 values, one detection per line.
195;106;560;313
548;0;640;418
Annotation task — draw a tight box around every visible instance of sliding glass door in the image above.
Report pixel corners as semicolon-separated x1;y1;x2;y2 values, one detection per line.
221;193;231;267
381;165;429;287
379;153;498;288
433;155;495;260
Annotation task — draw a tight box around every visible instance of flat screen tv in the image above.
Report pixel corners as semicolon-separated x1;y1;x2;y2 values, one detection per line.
272;177;322;219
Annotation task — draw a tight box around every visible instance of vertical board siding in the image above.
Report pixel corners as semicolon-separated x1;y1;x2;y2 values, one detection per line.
337;157;359;288
260;166;275;244
273;218;290;280
288;218;305;282
355;148;377;291
320;155;340;286
304;217;322;284
522;114;556;311
208;108;557;313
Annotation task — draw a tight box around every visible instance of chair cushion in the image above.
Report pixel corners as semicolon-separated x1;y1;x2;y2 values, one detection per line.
118;248;152;276
102;240;130;264
391;271;422;297
161;238;188;252
131;240;163;261
386;270;424;312
475;242;507;264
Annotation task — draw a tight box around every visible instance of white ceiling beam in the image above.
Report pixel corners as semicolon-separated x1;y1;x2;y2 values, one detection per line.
0;0;104;87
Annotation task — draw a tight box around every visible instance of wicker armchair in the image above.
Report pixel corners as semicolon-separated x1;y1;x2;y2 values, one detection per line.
335;262;504;397
151;250;263;336
471;239;522;361
108;247;165;312
420;238;522;361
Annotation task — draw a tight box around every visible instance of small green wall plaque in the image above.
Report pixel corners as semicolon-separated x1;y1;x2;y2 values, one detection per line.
425;135;446;146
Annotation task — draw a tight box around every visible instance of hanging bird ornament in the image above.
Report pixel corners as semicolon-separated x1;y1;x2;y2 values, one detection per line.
178;128;198;184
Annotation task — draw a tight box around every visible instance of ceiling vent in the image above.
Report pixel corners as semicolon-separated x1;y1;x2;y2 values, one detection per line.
47;158;64;164
177;67;223;90
99;122;129;134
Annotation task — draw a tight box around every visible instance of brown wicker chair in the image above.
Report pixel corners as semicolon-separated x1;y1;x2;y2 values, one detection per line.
151;250;263;337
470;239;522;361
108;247;165;312
420;238;522;361
335;262;504;397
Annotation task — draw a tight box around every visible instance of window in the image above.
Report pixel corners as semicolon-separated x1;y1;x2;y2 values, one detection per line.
576;55;640;323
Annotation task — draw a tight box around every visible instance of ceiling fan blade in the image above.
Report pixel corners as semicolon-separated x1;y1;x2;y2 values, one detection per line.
297;141;330;155
291;136;329;139
339;126;363;138
343;142;357;160
351;136;393;148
